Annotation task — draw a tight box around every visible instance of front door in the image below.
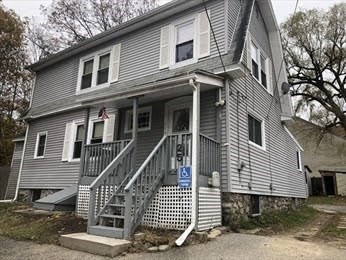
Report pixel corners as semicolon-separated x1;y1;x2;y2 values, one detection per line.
164;97;192;185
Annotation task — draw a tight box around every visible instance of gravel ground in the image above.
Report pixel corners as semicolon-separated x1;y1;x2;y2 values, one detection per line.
1;232;345;260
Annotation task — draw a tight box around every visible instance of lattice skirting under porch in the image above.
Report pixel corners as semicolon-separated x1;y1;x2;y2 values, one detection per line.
76;185;221;231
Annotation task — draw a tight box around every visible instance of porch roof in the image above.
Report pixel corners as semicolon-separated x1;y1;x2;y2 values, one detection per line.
77;70;223;107
21;70;223;121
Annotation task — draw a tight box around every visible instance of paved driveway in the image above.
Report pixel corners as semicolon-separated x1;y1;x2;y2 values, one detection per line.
1;232;345;260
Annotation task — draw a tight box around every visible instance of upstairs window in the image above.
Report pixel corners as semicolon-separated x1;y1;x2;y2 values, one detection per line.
91;121;104;144
77;44;121;93
175;21;194;63
73;124;84;159
248;114;264;148
251;42;259;80
81;59;94;90
159;11;210;69
35;132;47;158
296;150;302;171
97;53;110;85
248;36;273;94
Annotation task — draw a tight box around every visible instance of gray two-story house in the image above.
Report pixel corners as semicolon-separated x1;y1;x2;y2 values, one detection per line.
5;0;306;239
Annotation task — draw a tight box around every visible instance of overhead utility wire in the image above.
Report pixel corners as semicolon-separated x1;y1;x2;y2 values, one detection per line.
201;0;227;74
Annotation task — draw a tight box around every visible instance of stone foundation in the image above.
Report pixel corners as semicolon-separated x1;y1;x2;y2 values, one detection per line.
17;189;59;203
222;193;306;226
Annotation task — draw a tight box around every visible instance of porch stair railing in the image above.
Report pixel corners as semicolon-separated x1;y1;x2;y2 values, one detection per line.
123;135;168;239
199;134;220;176
87;133;220;239
87;140;135;239
82;140;131;177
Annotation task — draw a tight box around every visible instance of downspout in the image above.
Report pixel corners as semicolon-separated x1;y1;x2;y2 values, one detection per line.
1;70;35;202
0;120;29;203
175;78;199;246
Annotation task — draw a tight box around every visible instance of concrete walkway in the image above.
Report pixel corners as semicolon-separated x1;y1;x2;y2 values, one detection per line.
311;204;346;214
1;232;345;260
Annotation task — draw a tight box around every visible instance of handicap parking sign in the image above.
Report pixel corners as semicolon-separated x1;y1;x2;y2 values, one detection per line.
178;166;192;188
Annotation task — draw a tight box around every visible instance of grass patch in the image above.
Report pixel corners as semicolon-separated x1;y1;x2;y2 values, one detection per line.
307;196;346;205
238;206;318;234
320;214;346;240
0;202;86;244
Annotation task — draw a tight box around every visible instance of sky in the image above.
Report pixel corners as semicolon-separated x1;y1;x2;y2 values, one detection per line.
2;0;345;25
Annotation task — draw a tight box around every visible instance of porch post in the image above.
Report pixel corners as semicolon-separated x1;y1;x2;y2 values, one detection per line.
79;106;90;179
191;82;200;230
132;97;138;171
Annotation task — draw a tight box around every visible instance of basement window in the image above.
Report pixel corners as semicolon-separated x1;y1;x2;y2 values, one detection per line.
251;195;261;216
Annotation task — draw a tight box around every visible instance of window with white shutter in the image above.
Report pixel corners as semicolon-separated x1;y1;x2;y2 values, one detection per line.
159;11;210;69
77;44;121;93
247;34;273;94
62;123;73;161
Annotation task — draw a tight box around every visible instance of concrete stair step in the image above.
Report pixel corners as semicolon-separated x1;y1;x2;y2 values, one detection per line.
60;232;131;257
89;225;124;238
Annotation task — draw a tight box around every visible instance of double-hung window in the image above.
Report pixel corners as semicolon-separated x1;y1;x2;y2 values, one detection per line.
81;59;94;90
91;121;104;144
77;44;121;93
159;11;210;69
73;124;84;159
35;132;47;158
248;114;264;149
97;53;110;85
175;21;194;63
248;37;273;93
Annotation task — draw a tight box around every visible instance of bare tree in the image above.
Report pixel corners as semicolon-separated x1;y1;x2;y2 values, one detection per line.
27;0;158;61
281;3;346;137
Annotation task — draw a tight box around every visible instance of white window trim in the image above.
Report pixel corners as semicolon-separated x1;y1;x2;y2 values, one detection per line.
297;150;302;172
76;48;112;95
169;14;198;69
250;38;272;95
34;131;48;158
70;120;84;162
124;106;152;134
248;113;266;151
87;117;107;144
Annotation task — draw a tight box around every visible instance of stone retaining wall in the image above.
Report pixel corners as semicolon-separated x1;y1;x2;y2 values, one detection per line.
222;193;306;226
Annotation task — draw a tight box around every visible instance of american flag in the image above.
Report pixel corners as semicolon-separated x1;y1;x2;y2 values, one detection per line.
98;106;109;120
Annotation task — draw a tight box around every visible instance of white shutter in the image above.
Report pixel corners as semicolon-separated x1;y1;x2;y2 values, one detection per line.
267;59;273;94
197;11;211;59
62;123;73;161
110;43;121;82
103;114;115;142
247;33;252;71
159;25;171;69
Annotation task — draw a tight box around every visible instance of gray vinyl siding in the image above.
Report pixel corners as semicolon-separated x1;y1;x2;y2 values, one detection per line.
31;58;79;108
220;6;306;198
20;110;84;189
30;0;225;109
119;91;217;168
249;2;272;60
227;76;305;198
227;0;242;49
5;141;24;199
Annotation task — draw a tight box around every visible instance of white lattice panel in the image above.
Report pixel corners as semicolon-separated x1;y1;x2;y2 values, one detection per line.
76;185;117;219
141;186;192;230
197;187;222;231
76;185;90;219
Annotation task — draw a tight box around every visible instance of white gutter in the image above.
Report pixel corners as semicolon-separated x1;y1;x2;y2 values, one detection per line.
175;78;199;246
